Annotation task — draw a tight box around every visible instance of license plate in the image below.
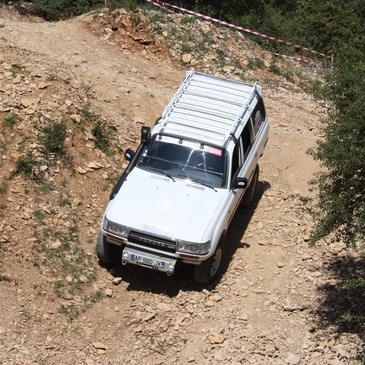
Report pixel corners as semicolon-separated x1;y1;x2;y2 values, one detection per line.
131;254;165;268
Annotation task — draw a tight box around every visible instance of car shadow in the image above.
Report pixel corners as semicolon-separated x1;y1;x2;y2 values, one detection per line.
105;179;271;296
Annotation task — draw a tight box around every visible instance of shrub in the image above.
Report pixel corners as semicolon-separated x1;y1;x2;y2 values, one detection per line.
38;121;67;155
91;121;114;155
33;0;142;20
14;152;39;179
33;0;103;21
4;114;17;128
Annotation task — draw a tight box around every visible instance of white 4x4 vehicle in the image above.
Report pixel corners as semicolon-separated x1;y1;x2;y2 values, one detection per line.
97;70;269;284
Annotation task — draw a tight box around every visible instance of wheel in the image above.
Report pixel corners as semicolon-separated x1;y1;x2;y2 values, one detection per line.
96;231;120;264
241;165;259;207
194;240;225;285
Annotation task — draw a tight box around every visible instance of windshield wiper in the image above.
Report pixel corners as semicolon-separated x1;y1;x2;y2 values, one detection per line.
188;177;217;192
157;169;175;182
141;161;175;182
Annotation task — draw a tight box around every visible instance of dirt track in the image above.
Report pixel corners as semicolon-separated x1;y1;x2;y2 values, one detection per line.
0;6;362;365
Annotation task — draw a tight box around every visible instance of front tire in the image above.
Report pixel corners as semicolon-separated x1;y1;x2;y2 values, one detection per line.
194;240;225;285
96;231;120;265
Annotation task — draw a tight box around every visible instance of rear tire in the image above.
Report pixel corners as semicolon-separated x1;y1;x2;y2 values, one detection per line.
241;165;259;207
194;239;225;285
96;231;120;265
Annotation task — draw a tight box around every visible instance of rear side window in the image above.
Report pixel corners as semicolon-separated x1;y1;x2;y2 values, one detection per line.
251;97;266;136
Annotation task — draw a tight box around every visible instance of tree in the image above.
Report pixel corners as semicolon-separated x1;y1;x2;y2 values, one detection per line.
309;45;365;246
33;0;104;20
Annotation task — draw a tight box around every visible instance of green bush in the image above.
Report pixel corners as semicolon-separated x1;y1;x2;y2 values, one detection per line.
0;179;8;194
4;114;18;128
38;121;67;155
14;152;39;179
309;46;365;246
33;0;104;21
91;121;114;155
33;0;142;20
107;0;139;11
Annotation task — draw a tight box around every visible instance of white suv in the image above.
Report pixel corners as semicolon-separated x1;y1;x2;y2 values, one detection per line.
97;70;269;284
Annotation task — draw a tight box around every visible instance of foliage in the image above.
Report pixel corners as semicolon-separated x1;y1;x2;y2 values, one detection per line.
14;151;40;179
32;0;143;20
33;0;102;20
4;114;18;128
91;121;114;155
0;179;8;195
309;46;365;247
38;120;67;155
308;43;365;340
182;0;364;63
107;0;140;11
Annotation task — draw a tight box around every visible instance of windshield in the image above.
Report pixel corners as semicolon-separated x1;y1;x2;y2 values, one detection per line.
137;134;227;188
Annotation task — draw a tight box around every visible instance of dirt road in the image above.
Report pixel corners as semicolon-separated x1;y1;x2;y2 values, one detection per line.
0;6;362;365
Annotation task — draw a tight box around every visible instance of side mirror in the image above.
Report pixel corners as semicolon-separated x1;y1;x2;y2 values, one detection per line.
141;126;151;142
233;177;248;189
125;148;135;161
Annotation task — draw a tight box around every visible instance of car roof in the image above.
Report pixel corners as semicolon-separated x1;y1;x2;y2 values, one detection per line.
153;70;262;148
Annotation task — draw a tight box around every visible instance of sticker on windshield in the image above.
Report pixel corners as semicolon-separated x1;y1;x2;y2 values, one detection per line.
157;135;179;144
157;135;223;156
206;146;223;156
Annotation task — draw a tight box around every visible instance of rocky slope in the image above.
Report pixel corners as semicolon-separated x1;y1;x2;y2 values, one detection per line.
0;5;363;365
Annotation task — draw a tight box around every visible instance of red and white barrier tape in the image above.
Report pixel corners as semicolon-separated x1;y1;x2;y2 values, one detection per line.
146;0;331;61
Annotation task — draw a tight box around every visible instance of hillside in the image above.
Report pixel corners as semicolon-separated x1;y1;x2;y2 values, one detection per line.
0;5;363;365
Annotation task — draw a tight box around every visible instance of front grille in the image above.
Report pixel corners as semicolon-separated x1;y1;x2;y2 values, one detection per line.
128;231;176;253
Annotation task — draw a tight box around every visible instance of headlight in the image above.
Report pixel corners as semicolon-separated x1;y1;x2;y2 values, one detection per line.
177;240;211;255
102;216;129;238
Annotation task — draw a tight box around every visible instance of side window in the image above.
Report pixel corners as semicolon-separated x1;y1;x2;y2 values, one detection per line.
241;122;253;159
251;97;266;136
231;140;241;181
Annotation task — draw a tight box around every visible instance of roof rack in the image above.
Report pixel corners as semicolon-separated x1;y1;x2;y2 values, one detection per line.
158;70;259;147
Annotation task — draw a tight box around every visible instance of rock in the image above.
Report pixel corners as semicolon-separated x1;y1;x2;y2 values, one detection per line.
105;288;113;297
283;304;308;312
210;293;223;302
143;313;156;322
182;53;192;63
112;277;122;285
20;98;33;108
77;166;88;174
87;161;103;170
210;333;226;344
92;342;107;350
79;275;89;283
73;198;82;206
157;302;172;312
70;114;82;123
49;240;62;249
287;353;301;365
37;82;50;89
62;293;73;300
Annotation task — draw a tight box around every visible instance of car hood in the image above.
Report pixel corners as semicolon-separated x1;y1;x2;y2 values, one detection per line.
105;168;224;242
